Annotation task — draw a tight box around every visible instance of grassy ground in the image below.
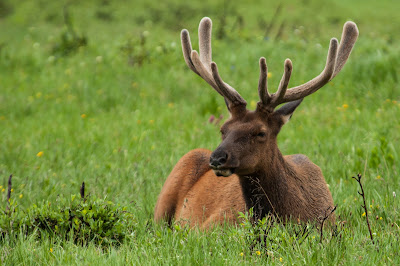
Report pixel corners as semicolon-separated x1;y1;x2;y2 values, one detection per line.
0;0;399;264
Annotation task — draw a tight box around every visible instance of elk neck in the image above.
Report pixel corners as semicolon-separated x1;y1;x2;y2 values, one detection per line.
237;143;294;221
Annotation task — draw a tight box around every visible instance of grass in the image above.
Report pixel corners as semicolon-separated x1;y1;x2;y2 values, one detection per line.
0;0;399;264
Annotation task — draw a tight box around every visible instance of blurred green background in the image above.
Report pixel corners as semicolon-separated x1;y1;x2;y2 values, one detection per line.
0;0;399;264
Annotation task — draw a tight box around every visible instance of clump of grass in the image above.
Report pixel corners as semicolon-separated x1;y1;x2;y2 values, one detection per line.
1;191;136;247
51;5;87;57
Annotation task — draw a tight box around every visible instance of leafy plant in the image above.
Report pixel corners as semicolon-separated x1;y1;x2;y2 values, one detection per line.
51;5;87;57
237;208;275;250
0;194;136;246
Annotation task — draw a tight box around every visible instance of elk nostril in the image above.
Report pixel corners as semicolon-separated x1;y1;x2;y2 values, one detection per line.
209;159;219;167
210;151;228;168
218;156;227;165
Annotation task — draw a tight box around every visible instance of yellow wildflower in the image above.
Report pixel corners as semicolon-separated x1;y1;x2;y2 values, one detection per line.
362;212;366;217
19;194;23;199
0;186;2;189
1;188;5;192
267;72;272;78
240;252;244;257
81;114;87;119
379;217;383;220
370;205;372;208
279;257;283;262
50;248;53;253
250;100;257;109
256;251;261;256
342;104;349;109
376;175;381;179
37;151;44;157
11;188;13;192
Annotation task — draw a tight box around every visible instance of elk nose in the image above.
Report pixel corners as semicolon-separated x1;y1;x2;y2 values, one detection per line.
209;150;228;168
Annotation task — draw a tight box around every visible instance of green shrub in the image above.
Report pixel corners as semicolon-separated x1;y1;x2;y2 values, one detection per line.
0;195;137;246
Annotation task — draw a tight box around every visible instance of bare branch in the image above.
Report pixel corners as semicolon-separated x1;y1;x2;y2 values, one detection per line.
80;182;85;199
319;205;337;244
6;174;12;212
352;173;375;245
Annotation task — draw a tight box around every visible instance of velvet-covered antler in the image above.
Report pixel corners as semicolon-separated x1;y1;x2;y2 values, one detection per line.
258;21;359;110
181;17;247;109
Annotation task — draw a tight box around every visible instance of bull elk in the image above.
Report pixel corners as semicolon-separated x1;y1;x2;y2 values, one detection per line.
154;17;358;228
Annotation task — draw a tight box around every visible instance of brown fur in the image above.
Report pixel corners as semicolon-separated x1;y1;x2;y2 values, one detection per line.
154;17;358;228
154;111;334;228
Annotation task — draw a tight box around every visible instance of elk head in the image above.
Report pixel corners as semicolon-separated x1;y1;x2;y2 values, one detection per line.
181;17;358;177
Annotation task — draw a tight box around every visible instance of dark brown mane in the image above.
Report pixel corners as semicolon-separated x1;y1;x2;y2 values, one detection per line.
154;17;358;228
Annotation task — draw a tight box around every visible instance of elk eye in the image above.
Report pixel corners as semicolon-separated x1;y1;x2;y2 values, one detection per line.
257;132;266;137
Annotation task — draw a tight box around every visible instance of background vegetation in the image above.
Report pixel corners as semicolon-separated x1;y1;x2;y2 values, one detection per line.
0;0;399;264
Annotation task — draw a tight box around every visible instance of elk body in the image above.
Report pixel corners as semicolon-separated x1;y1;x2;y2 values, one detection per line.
154;18;358;228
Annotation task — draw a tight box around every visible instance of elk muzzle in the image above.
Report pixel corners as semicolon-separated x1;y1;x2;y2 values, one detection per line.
209;148;236;177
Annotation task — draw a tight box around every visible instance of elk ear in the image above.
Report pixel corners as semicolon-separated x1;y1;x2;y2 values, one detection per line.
274;99;303;125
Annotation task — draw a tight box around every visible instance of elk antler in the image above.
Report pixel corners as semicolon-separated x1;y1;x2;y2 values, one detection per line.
181;17;247;108
258;21;359;110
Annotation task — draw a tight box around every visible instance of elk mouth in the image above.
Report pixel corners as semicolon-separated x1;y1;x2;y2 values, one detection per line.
211;167;236;177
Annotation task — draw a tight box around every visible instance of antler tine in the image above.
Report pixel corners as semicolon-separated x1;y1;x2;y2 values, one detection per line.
211;63;247;105
199;17;212;68
181;29;199;75
181;17;247;108
181;25;224;96
258;57;270;105
264;21;358;108
271;59;293;106
277;37;339;104
190;50;223;95
330;21;359;80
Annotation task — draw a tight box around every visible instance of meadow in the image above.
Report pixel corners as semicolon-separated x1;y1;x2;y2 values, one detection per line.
0;0;399;264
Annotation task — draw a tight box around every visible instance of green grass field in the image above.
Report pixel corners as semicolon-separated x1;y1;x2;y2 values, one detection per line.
1;0;399;264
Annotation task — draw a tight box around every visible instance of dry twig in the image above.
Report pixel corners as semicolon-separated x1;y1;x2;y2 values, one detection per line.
80;182;85;199
352;173;374;245
319;205;337;243
6;174;12;212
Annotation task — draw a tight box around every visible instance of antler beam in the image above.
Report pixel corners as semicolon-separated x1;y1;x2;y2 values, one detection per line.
258;21;358;110
181;17;247;108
